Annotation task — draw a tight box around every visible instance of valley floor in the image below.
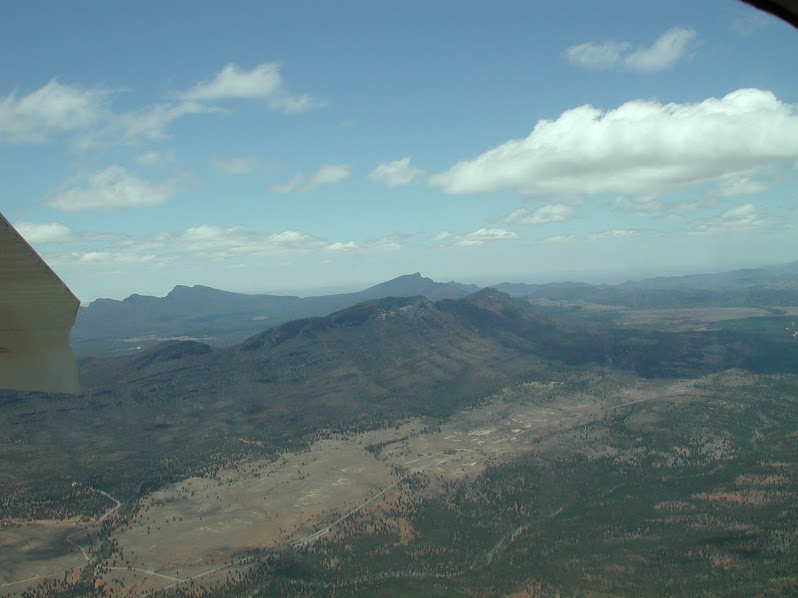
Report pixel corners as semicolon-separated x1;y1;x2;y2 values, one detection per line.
2;369;743;597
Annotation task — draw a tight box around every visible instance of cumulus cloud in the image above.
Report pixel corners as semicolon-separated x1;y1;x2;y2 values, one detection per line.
309;164;350;187
690;203;773;234
564;27;696;72
46;166;186;211
432;227;519;247
269;163;350;193
324;241;360;253
211;156;258;175
0;79;213;148
624;27;697;72
178;63;326;113
711;172;772;197
542;234;579;243
0;80;111;143
563;40;630;70
500;204;575;225
430;89;798;212
157;225;329;255
368;157;425;187
111;101;210;145
366;232;415;252
35;222;365;267
1;63;320;147
13;221;74;244
71;251;160;265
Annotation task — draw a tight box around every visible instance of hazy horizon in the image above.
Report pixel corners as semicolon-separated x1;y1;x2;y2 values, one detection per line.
77;256;794;304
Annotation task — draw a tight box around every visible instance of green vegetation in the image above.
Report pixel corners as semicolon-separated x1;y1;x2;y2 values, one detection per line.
157;373;798;597
4;286;798;596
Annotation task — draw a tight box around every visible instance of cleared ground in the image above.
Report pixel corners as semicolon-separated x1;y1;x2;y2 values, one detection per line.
2;370;705;596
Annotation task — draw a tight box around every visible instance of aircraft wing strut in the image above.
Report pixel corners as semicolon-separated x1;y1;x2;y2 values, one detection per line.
0;212;80;394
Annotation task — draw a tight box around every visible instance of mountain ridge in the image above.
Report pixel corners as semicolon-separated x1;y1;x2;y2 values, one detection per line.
72;262;798;358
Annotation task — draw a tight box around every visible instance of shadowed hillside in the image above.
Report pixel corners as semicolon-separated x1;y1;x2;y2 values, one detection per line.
71;273;470;357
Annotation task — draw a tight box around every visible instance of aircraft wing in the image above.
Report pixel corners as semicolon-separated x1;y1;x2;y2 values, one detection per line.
0;212;80;394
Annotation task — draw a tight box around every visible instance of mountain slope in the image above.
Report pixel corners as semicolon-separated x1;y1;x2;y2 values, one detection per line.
71;273;474;357
9;287;798;514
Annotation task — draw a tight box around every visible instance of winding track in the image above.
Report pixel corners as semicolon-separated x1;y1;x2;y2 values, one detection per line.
1;389;674;596
65;488;121;561
0;487;121;590
134;391;671;596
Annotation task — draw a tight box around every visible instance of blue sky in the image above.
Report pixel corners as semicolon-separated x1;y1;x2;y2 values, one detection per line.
2;0;797;301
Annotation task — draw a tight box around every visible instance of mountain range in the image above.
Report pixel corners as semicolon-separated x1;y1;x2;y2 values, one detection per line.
19;284;793;503
72;262;798;358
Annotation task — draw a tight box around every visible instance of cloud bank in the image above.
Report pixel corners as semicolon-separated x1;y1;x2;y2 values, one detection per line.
368;157;425;187
429;89;798;210
0;63;323;147
432;227;519;247
501;204;575;225
46;166;186;211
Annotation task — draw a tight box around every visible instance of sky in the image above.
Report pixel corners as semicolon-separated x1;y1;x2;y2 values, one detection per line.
2;0;797;301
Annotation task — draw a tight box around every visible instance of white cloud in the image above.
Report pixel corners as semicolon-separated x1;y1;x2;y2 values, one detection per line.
543;229;644;243
137;150;177;167
178;63;326;113
368;157;425;187
711;172;772;197
542;234;579;243
563;40;630;70
430;89;798;212
433;227;519;247
457;228;519;247
690;203;772;234
308;164;350;187
73;251;160;265
324;241;360;253
269;173;304;193
586;229;640;240
366;233;415;252
431;231;452;242
269;163;350;193
211;156;258;175
13;221;74;244
610;195;719;218
564;27;696;72
39;223;358;268
500;204;575;225
0;80;111;144
1;64;319;148
111;101;210;145
0;79;215;148
46;166;186;211
624;27;697;72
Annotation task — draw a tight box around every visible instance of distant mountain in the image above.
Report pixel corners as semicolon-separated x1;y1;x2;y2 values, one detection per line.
71;273;473;357
72;262;798;358
81;288;798;408
78;292;566;449
494;263;798;309
14;287;798;507
357;272;470;301
619;261;798;290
